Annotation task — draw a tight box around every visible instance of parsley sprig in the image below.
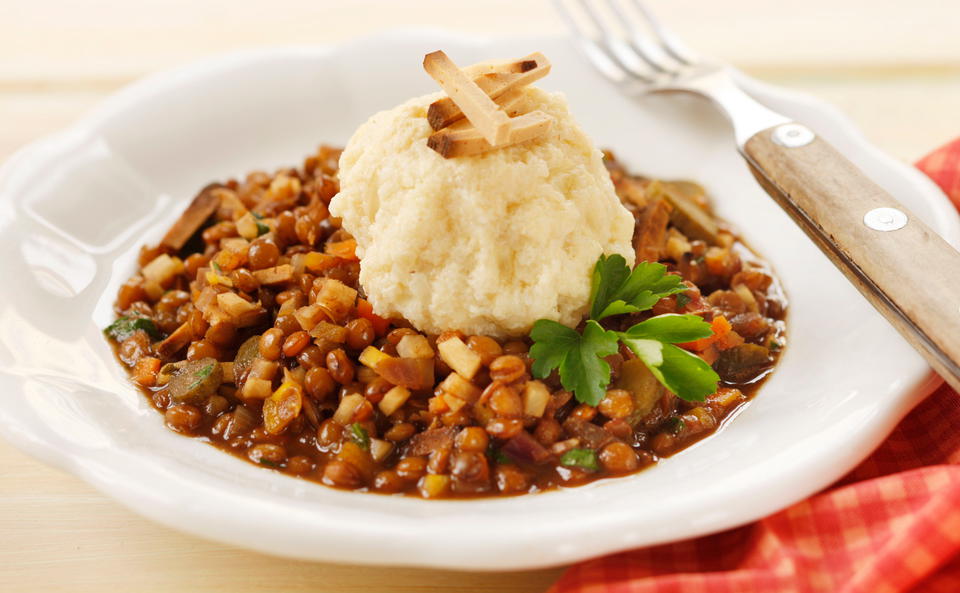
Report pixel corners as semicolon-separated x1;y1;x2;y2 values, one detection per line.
530;254;719;406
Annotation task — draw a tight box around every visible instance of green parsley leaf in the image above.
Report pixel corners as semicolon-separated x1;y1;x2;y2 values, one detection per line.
560;448;599;471
589;255;686;320
619;336;720;402
350;423;370;451
104;317;162;342
530;319;619;406
620;314;713;344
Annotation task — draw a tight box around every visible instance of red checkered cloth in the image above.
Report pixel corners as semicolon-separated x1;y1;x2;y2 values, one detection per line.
550;138;960;593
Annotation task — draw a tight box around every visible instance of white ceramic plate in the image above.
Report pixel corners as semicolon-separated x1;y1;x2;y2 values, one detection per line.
0;31;956;571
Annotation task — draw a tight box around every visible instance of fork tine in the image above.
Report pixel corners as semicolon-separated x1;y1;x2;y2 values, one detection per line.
553;0;650;84
575;0;655;79
626;0;699;65
602;0;674;73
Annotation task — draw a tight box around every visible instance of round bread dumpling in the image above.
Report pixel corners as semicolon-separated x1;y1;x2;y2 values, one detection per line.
330;87;636;338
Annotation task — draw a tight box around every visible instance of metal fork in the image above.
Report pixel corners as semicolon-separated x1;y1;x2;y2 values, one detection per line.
557;0;960;393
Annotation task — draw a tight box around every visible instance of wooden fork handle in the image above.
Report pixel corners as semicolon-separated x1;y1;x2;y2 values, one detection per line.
743;124;960;393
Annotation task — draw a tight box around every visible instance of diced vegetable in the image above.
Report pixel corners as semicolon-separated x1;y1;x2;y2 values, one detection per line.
438;372;481;403
733;283;760;314
314;278;358;322
375;357;434;390
325;238;358;261
396;334;434;359
142;254;185;287
714;344;772;383
132;357;161;387
378;385;411;416
521;380;550;418
233;335;261;383
235;211;260;240
437;336;482;379
356;299;390;336
679;315;732;352
442;393;468;413
615;358;663;424
310;321;348;343
263;379;303;435
303;251;339;274
651;180;720;244
294;304;327;331
359;346;392;369
216;292;263;327
242;377;273;400
333;393;366;425
167;358;223;404
369;438;394;463
337;440;376;481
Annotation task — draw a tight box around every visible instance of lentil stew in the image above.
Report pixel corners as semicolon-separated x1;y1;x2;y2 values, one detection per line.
105;145;786;498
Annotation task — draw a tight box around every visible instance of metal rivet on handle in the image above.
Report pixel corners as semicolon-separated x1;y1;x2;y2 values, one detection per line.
864;207;908;231
772;123;815;148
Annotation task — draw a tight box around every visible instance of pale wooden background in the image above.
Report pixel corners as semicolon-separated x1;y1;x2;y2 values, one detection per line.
2;1;959;592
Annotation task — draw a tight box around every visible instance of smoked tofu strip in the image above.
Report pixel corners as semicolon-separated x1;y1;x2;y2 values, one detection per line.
423;50;512;146
428;111;554;159
428;52;550;130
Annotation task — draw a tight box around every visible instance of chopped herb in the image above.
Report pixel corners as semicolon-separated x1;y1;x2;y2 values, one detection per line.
211;261;224;275
250;212;270;236
488;444;512;464
589;255;687;321
668;416;686;434
104;316;162;342
529;255;720;405
258;459;282;468
675;293;690;309
770;340;783;351
187;363;215;391
350;423;370;451
693;255;706;265
560;448;599;471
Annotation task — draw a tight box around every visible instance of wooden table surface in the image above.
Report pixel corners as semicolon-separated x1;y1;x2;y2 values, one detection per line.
2;1;959;591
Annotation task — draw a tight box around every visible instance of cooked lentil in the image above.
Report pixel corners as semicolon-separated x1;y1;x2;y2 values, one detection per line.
106;144;786;498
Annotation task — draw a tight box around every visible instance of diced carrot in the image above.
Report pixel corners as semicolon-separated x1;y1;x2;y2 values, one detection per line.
679;315;732;352
428;395;450;415
325;238;359;261
714;329;745;351
357;299;390;336
132;357;161;387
